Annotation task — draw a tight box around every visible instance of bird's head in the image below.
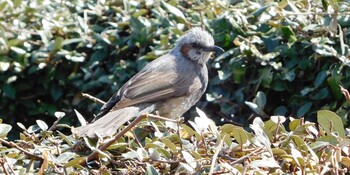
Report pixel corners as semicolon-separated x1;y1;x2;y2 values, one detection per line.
172;27;224;66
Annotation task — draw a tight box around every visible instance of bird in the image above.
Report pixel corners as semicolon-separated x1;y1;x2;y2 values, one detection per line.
72;27;224;138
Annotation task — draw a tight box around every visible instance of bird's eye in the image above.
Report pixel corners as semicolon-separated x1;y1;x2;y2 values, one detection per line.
191;42;200;48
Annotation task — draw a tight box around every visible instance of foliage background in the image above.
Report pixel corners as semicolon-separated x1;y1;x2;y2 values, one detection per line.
1;0;350;174
1;0;350;136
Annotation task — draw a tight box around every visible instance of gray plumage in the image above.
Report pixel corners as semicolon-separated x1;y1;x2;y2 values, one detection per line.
72;28;224;138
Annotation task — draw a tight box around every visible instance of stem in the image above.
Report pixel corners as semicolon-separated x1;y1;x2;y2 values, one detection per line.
209;139;224;175
0;138;43;161
81;93;106;105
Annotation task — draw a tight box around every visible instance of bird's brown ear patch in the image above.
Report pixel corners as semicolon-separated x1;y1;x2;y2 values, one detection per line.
180;43;191;58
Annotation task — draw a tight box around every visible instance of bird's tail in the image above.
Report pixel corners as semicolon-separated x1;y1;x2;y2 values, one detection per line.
72;107;140;138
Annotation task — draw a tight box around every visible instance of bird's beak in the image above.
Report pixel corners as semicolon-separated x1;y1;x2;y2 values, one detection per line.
203;45;225;56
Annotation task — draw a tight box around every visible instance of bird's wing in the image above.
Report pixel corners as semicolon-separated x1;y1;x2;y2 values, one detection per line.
96;54;203;117
114;64;200;109
95;91;122;118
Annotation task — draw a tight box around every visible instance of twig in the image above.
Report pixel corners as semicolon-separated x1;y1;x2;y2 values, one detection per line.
81;93;106;105
209;139;224;175
0;158;9;175
273;116;281;143
48;115;65;131
132;129;144;149
231;147;264;165
201;132;209;155
0;138;43;161
340;85;350;104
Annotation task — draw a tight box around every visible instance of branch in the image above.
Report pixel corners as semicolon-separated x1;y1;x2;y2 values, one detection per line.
48;115;65;131
0;138;43;161
209;139;224;175
81;93;106;105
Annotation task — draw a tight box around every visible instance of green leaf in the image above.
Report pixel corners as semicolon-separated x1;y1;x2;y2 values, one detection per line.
245;101;263;116
309;141;329;150
256;91;266;109
122;150;138;159
280;70;295;82
250;5;269;18
65;157;86;167
272;148;287;156
132;9;148;18
0;124;12;137
291;135;307;152
0;61;10;72
289;118;300;131
301;87;314;96
160;138;177;151
3;84;16;99
161;1;186;23
54;111;65;118
321;0;328;10
10;46;26;55
178;162;194;174
314;70;327;88
65;54;85;62
137;148;149;161
13;0;22;7
149;148;160;160
281;26;297;42
156;148;171;158
316;135;339;145
146;163;159;175
220;124;242;134
27;124;40;133
50;85;63;101
270;116;286;124
56;152;76;164
311;87;329;100
313;44;337;57
291;148;305;168
74;109;87;126
90;49;107;63
146;141;165;149
17;122;26;131
217;70;232;81
232;128;249;146
250;117;273;156
53;37;64;51
274;106;288;116
260;67;273;87
317;110;345;138
249;160;280;168
297;102;312;117
36;120;48;131
327;75;342;100
182;151;196;168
